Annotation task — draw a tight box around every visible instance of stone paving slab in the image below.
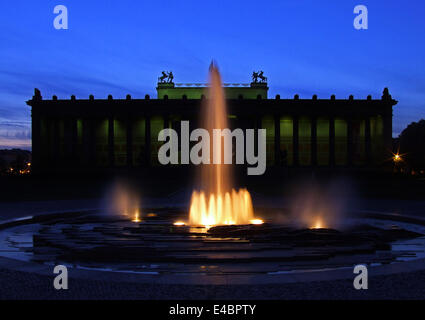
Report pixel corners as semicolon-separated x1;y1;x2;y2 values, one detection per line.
0;198;424;299
1;259;425;299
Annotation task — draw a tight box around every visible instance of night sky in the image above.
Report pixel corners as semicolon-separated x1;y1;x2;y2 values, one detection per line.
1;0;424;149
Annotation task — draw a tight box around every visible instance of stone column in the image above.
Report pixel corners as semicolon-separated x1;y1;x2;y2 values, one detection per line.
311;116;317;166
365;117;372;165
53;119;60;168
383;112;393;159
381;89;394;155
31;110;41;172
126;116;133;167
83;118;94;167
254;117;262;158
293;116;299;167
163;114;169;138
274;115;280;166
64;118;73;162
347;118;353;167
145;116;151;167
71;118;78;167
46;118;53;166
329;117;335;167
82;119;89;166
108;116;114;167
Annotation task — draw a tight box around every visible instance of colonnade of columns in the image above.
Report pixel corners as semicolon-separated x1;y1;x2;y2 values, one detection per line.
33;113;391;170
270;116;377;167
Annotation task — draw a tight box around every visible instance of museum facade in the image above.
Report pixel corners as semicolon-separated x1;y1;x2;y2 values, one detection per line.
27;76;397;173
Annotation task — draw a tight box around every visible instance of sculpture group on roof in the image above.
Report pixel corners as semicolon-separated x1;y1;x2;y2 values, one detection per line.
159;71;268;85
252;71;267;83
158;71;174;84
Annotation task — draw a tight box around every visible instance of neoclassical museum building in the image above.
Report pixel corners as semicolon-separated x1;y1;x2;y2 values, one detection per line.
27;73;397;173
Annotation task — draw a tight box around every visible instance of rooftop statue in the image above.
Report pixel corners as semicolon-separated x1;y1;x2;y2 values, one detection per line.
252;71;267;83
158;71;174;84
33;88;42;100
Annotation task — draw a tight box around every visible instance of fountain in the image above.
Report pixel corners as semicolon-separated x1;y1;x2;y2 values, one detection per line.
0;65;424;284
104;181;142;223
187;64;261;227
287;180;352;230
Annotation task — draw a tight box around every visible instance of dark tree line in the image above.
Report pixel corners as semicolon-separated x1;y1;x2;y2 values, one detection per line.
398;119;425;172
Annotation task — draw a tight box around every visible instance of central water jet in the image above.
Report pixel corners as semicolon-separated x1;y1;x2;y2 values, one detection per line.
188;64;261;227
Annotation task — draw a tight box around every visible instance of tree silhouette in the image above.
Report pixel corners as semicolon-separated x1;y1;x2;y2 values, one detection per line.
399;119;425;171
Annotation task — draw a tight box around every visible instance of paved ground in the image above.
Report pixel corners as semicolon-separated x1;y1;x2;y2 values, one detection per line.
0;265;424;300
0;197;424;300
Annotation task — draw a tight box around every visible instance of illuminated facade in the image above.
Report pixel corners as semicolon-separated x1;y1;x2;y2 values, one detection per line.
26;81;397;173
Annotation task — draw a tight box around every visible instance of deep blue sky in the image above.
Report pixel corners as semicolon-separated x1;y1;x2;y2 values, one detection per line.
1;0;425;149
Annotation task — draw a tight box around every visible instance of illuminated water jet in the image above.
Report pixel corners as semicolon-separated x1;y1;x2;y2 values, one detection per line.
173;221;186;226
189;188;256;226
250;219;264;225
186;64;260;227
310;217;325;229
132;209;141;223
105;181;142;222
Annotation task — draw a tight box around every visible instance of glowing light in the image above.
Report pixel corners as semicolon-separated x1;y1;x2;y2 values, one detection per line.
27;162;31;166
174;221;186;226
393;153;402;162
311;217;325;229
132;209;141;223
189;189;260;227
147;213;157;217
187;65;261;228
250;219;264;225
107;182;142;221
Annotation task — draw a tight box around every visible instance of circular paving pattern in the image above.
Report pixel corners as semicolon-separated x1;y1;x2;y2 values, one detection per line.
1;208;425;278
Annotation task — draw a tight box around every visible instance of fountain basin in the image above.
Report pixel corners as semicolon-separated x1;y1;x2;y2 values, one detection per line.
1;208;424;284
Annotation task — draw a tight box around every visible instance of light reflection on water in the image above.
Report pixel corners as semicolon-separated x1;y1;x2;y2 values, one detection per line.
392;239;425;261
